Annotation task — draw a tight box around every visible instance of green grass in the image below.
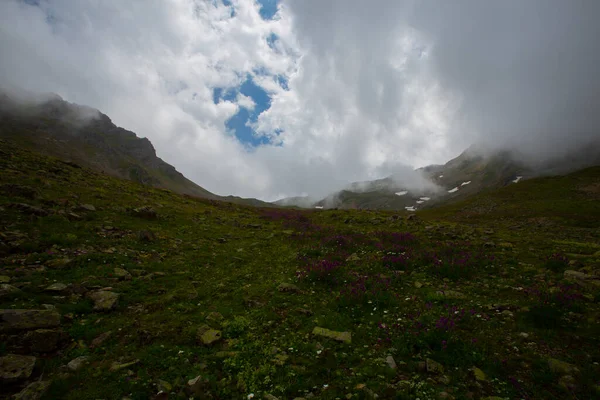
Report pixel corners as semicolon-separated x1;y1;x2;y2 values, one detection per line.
1;140;600;399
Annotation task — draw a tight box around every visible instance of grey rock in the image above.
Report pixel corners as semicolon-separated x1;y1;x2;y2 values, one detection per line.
277;283;302;294
78;204;96;211
113;268;132;281
87;290;120;311
45;282;68;292
67;356;89;371
385;355;397;369
0;284;20;297
312;327;351;344
25;329;64;352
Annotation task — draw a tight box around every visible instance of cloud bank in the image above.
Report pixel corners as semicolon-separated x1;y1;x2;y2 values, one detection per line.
1;0;599;201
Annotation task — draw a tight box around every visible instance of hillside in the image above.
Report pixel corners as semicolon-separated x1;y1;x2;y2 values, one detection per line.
0;92;274;209
1;141;600;399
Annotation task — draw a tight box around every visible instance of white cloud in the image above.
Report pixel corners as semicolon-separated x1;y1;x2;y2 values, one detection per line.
0;0;598;201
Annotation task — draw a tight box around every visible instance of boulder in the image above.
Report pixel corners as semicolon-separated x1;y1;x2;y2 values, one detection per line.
13;380;50;400
0;284;20;298
426;358;444;374
277;283;302;294
0;309;61;332
0;354;36;382
25;329;64;352
45;283;68;292
131;206;157;220
113;268;132;281
67;356;89;371
87;291;120;311
197;325;222;345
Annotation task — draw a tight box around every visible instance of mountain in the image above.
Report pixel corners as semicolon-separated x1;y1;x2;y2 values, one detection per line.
0;90;274;208
311;142;600;211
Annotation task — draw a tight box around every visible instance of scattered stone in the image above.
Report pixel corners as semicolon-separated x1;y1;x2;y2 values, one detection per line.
0;309;61;332
25;329;64;352
187;375;209;396
0;184;37;199
7;203;48;216
547;358;580;376
414;281;423;289
131;206;157;220
77;204;96;212
297;308;314;316
45;282;68;292
67;356;89;371
472;367;486;381
206;312;224;322
385;355;397;369
346;253;361;262
0;284;20;297
67;212;83;221
137;230;156;242
312;327;351;344
217;237;227;243
158;380;172;392
13;380;51;400
41;304;56;310
46;258;72;269
0;276;11;283
197;325;222;345
264;394;280;400
559;375;577;391
87;290;120;311
0;354;36;382
91;331;113;348
518;332;529;339
109;359;139;372
484;242;496;248
426;358;444;374
435;290;466;299
113;268;132;281
277;283;302;294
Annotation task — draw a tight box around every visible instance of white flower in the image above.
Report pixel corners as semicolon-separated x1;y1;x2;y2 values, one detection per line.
247;394;254;399
316;350;322;355
323;384;329;388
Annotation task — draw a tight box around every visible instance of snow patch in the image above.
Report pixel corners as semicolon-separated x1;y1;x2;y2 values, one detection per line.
405;206;416;211
314;206;323;209
395;191;408;196
439;175;444;178
416;200;424;204
419;197;431;201
512;176;522;183
461;181;471;186
448;187;459;193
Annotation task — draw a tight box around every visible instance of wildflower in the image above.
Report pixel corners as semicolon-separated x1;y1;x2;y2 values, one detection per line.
323;384;329;389
248;394;255;399
316;350;322;355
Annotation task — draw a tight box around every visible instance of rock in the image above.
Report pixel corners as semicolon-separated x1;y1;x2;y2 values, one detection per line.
385;355;397;369
67;212;83;221
297;308;314;316
87;291;120;311
13;380;51;400
277;283;302;294
7;203;48;216
206;312;224;322
435;290;466;299
407;214;417;221
137;230;156;242
109;359;139;371
91;331;113;348
472;367;486;381
0;309;61;332
564;270;600;290
0;184;37;199
131;206;157;220
67;356;89;371
426;358;444;374
312;327;351;344
113;268;132;281
414;282;423;289
158;380;172;392
0;276;10;283
0;354;36;382
0;284;20;297
46;258;72;269
187;375;209;396
25;329;64;352
558;375;577;391
197;325;222;345
78;204;96;211
45;282;68;292
346;253;361;262
264;394;280;400
548;358;580;376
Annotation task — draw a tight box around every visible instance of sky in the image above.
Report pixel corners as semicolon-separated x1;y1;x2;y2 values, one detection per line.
1;0;599;201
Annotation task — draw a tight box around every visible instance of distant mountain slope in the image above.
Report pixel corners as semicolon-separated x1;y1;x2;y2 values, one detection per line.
0;90;274;208
311;142;600;211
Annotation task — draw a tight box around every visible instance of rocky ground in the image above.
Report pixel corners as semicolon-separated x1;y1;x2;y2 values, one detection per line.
1;141;600;399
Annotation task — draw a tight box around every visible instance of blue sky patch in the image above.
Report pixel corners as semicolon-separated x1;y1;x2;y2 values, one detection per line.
257;0;279;20
213;75;274;147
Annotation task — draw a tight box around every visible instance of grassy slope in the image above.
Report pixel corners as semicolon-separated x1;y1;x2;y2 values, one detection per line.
1;141;600;399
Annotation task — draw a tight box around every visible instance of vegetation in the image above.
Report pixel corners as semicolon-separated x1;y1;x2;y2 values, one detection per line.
1;139;599;399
